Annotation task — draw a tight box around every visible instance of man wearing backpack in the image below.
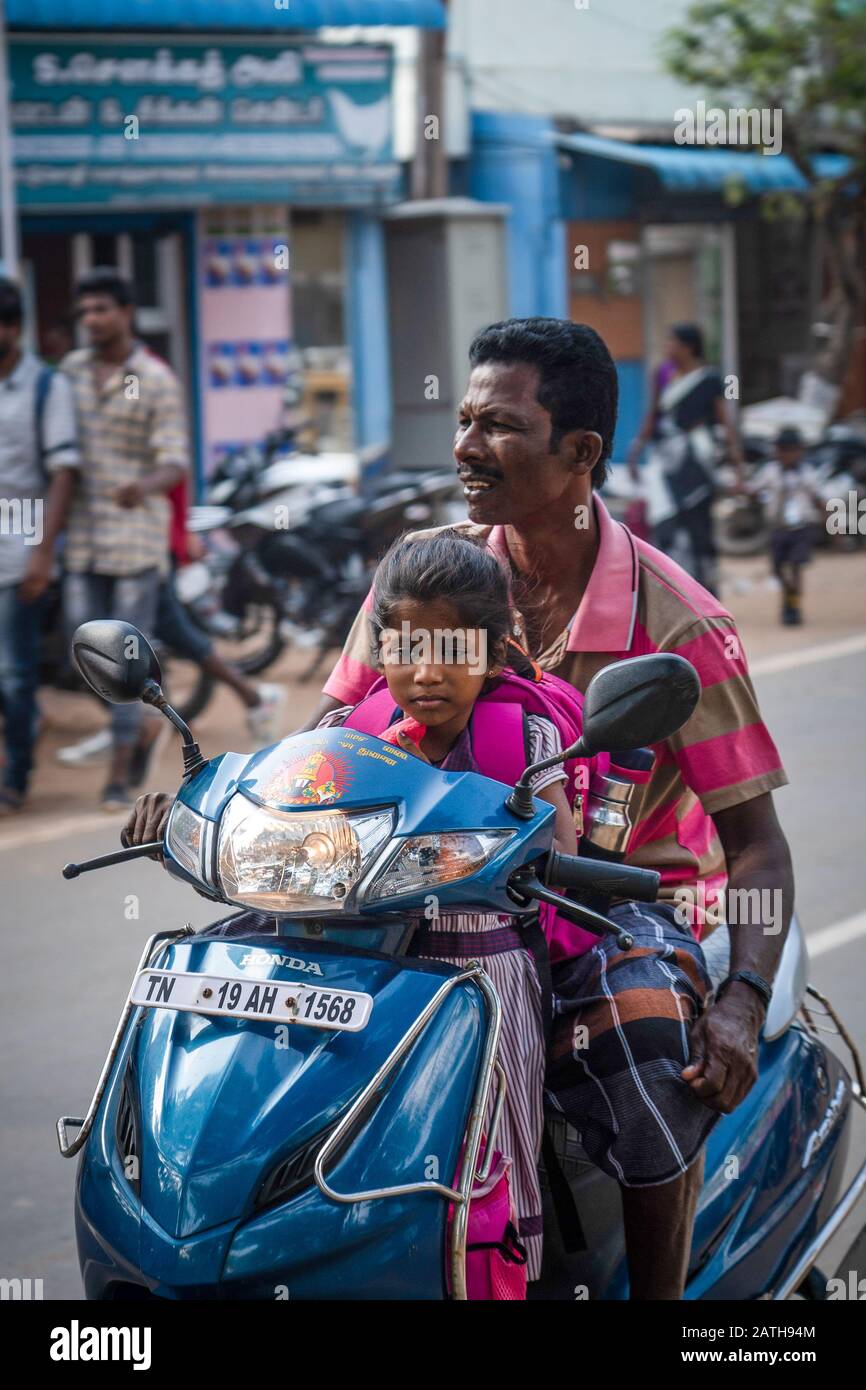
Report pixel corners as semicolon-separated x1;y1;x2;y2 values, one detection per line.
125;318;794;1300
0;277;80;815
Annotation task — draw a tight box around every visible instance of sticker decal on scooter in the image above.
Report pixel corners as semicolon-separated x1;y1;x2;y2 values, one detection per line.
259;747;353;806
801;1077;846;1169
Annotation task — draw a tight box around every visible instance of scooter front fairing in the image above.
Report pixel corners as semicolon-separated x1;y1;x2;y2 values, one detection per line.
76;930;496;1301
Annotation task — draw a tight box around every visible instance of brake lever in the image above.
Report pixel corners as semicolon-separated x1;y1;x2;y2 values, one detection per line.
508;869;635;951
62;841;164;880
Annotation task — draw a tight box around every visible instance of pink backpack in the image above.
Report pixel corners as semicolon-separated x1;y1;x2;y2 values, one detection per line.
447;1143;528;1300
343;667;603;803
342;669;607;958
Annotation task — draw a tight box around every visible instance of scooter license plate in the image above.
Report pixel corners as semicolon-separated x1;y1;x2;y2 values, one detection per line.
130;969;373;1033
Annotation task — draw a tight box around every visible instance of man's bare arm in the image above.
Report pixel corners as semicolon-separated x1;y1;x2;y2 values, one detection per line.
296;692;344;733
713;791;794;982
682;791;794;1114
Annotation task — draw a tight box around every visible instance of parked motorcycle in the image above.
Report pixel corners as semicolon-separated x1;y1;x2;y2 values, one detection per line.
715;418;866;557
57;622;866;1300
33;577;214;726
604;415;866;558
186;453;460;685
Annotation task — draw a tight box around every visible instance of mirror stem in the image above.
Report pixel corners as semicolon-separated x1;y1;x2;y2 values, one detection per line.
506;736;588;819
141;680;207;781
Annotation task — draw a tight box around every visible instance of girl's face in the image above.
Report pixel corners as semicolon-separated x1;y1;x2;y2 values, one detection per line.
379;598;501;733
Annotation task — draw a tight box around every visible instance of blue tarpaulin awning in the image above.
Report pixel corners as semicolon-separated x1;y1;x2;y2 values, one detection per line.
6;0;446;28
555;131;849;195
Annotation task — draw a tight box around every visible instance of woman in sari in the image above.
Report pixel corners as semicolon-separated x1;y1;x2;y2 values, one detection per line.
628;324;744;595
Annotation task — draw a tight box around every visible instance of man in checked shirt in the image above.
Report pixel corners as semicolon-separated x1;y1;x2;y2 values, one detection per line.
61;269;187;810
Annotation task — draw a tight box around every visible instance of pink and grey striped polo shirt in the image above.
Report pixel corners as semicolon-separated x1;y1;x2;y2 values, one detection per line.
322;496;788;937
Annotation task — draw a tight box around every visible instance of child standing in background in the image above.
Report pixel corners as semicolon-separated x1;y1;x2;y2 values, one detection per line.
750;427;823;626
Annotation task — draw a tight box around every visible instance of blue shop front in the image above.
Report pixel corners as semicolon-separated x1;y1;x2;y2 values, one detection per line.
7;1;447;489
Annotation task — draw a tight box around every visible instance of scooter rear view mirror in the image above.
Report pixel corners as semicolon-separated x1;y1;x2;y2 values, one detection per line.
72;619;162;705
506;652;700;819
577;652;701;756
72;620;206;781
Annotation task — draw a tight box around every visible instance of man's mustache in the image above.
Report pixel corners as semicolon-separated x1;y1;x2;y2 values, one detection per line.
456;465;502;482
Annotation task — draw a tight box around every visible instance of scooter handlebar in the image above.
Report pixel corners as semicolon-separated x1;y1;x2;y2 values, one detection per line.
547;851;660;903
62;841;164;879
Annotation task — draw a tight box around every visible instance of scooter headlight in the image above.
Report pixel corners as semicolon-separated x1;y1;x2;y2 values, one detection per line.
217;795;393;913
365;831;515;903
166;801;207;879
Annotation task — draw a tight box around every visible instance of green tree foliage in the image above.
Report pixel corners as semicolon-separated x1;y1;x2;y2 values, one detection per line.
662;0;866;385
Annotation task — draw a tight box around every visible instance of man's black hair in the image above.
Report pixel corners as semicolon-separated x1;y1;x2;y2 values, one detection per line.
0;276;23;327
467;316;619;488
74;267;135;307
670;322;704;360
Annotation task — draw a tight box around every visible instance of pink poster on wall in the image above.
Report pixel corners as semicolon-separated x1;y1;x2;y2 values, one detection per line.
198;208;292;476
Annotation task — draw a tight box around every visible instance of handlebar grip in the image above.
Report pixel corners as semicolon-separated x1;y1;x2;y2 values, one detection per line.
547;851;660;903
62;841;164;880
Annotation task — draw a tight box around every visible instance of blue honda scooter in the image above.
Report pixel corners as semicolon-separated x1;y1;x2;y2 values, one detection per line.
58;621;866;1300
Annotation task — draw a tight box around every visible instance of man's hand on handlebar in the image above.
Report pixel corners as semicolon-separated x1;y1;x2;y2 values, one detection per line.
121;792;175;857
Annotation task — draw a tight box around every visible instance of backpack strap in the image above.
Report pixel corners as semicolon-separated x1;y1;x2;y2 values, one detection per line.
33;364;76;483
515;911;587;1254
341;680;400;736
468;700;528;787
34;364;54;480
343;681;531;788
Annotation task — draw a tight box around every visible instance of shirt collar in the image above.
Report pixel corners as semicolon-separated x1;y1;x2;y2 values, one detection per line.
0;350;37;390
487;494;639;655
79;342;146;391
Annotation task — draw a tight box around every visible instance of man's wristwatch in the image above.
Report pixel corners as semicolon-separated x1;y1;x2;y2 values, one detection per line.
715;971;773;1011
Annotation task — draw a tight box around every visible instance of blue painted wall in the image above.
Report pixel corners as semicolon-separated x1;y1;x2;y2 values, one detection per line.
469;112;567;320
612;361;645;462
468;111;646;463
346;212;392;470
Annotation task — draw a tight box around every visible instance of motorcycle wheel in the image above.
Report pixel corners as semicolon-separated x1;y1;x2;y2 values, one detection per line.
714;500;770;557
209;599;286;677
155;604;219;724
171;665;216;725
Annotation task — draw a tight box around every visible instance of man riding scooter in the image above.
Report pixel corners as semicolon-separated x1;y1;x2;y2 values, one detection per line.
126;317;794;1300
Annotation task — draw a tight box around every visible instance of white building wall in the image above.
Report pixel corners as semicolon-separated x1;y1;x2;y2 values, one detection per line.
446;0;704;136
322;2;707;162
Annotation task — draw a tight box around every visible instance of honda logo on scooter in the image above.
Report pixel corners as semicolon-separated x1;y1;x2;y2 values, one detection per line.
239;948;324;977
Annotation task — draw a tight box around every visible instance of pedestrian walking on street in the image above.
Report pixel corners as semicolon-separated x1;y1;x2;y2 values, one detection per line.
61;268;187;810
749;427;823;626
628;323;745;595
0;277;80;816
56;480;286;775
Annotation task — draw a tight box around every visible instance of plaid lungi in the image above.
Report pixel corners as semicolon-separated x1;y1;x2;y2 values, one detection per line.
546;901;720;1187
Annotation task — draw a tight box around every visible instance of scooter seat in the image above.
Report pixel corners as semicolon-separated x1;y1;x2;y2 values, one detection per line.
700;913;808;1040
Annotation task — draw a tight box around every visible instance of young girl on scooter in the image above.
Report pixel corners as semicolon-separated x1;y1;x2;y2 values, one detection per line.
316;528;580;1280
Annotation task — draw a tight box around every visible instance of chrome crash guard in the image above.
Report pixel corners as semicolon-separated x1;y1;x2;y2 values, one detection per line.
56;924;197;1158
312;962;505;1302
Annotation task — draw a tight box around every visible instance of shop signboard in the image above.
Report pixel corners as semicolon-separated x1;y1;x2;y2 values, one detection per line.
10;37;401;208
